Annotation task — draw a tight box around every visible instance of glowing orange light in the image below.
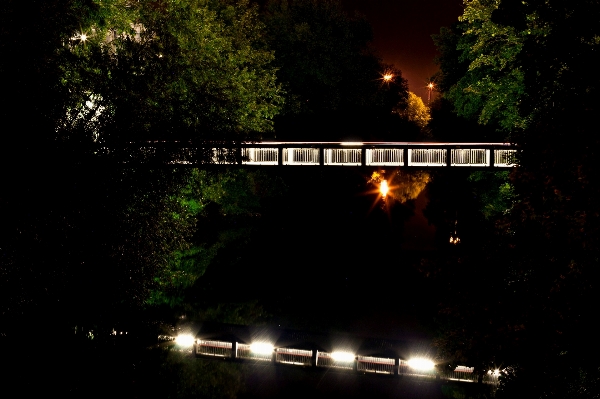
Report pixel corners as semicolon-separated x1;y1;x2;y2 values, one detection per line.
380;180;389;197
383;74;393;82
427;82;434;89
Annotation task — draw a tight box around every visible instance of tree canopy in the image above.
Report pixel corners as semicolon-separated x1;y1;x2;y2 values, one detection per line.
428;1;600;396
1;0;284;161
262;0;409;141
434;0;600;135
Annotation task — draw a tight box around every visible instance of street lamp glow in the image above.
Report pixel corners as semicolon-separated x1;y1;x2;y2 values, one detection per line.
407;358;435;371
80;33;87;42
380;180;389;197
331;351;355;362
250;342;274;355
427;82;434;103
175;334;195;347
383;74;393;82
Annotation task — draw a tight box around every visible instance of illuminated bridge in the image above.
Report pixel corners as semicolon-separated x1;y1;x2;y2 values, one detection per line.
105;142;517;168
169;323;501;385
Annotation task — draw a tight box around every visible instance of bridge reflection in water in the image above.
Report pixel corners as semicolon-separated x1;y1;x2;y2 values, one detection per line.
191;338;500;384
177;323;501;386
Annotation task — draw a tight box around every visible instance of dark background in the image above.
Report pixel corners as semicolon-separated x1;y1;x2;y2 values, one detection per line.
342;0;464;100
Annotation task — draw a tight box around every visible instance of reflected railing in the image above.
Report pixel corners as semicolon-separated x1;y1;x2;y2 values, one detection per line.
192;337;500;386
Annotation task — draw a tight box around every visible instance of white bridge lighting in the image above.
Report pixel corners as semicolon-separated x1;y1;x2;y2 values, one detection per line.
175;334;195;347
407;358;435;371
331;351;355;362
250;342;274;355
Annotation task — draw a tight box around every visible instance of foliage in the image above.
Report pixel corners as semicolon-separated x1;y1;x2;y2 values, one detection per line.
427;1;600;389
467;171;514;220
397;92;431;130
434;0;600;134
370;171;431;204
427;97;501;142
431;24;469;95
0;0;283;157
1;0;285;329
146;349;246;399
450;0;526;131
59;0;283;144
262;0;409;140
146;168;284;309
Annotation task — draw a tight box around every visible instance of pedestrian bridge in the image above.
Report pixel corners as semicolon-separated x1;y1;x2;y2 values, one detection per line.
166;322;501;385
108;142;517;168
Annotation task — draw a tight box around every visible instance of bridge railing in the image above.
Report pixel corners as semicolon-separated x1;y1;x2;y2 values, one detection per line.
451;149;490;167
315;351;355;369
445;366;477;382
275;348;312;366
408;148;446;166
398;360;437;379
494;149;516;167
192;337;501;385
357;355;396;374
241;148;278;165
196;339;233;358
365;148;404;166
236;343;272;362
284;148;320;165
102;142;517;168
324;148;362;166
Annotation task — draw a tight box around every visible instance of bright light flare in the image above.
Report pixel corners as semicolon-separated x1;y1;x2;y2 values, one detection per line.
175;334;195;347
407;358;435;371
250;342;274;355
383;74;393;82
380;180;389;197
488;369;500;376
331;351;355;362
427;82;434;90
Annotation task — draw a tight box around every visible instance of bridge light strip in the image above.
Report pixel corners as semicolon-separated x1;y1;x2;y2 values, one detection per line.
250;342;274;355
331;351;356;362
407;358;435;371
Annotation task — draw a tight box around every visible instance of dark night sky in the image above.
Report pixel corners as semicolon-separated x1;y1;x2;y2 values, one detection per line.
342;0;465;100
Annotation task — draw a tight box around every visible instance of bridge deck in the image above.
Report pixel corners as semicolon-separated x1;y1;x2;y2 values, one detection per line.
104;142;517;168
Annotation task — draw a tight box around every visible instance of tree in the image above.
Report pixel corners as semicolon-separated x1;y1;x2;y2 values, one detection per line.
0;0;285;332
427;1;600;396
147;168;284;311
262;0;409;140
437;0;600;135
397;92;430;131
59;0;283;145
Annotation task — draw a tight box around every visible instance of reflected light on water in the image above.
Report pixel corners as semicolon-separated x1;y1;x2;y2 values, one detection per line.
380;180;389;197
